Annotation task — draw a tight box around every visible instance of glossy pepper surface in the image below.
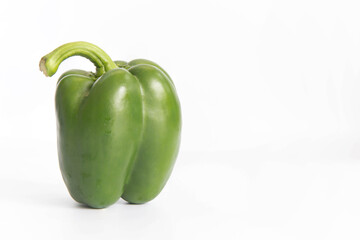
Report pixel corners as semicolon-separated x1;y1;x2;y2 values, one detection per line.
39;42;181;208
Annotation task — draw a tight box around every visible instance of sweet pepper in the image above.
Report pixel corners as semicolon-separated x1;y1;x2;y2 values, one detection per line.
39;42;181;208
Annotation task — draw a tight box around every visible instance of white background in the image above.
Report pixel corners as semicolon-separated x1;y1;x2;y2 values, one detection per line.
1;0;360;239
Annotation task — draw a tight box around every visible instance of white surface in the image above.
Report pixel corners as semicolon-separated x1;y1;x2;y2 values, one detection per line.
2;140;360;239
1;0;360;239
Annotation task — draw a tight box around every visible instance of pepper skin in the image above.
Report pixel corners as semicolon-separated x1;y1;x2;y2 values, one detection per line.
39;42;181;208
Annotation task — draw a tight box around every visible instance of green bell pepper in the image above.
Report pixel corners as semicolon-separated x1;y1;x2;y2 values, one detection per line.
39;42;181;208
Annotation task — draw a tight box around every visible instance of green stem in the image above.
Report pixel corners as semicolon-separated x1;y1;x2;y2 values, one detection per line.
39;41;118;77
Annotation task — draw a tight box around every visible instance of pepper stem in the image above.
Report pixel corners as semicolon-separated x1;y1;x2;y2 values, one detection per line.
39;41;118;77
